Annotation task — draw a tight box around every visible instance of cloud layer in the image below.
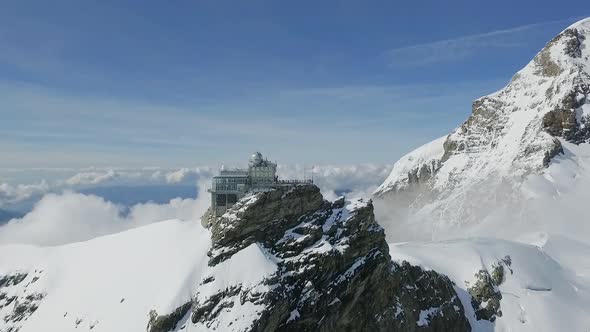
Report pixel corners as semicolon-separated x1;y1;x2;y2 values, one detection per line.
0;164;391;246
0;178;211;246
386;17;578;66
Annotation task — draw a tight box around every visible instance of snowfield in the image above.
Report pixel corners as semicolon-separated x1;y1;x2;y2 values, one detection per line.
390;236;590;332
0;219;211;332
3;219;589;332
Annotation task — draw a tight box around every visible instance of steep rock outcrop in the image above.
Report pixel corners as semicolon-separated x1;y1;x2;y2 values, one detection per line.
152;185;471;331
0;271;45;332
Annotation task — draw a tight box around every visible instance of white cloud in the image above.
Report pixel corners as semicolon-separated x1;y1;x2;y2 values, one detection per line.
0;179;211;246
65;169;120;185
0;166;217;208
0;181;49;208
0;164;394;245
277;163;391;201
385;17;578;66
163;167;213;184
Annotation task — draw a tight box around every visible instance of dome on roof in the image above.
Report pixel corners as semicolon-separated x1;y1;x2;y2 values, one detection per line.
250;152;263;166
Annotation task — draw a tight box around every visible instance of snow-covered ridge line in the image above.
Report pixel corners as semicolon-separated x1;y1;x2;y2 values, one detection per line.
375;17;590;228
389;236;590;331
374;136;446;195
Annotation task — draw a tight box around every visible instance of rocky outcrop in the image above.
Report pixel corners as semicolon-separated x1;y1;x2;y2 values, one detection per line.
542;83;590;144
147;302;192;332
0;271;45;332
152;185;471;331
467;256;512;322
208;185;324;265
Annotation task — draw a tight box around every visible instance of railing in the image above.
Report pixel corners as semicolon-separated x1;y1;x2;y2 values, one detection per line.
209;178;314;192
276;179;314;184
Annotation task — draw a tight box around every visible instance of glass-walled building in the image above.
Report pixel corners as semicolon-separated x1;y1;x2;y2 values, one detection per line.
209;152;278;216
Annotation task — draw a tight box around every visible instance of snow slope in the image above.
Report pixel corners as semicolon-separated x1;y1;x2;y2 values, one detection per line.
376;17;590;237
376;136;446;194
0;219;211;332
376;18;590;331
390;237;590;332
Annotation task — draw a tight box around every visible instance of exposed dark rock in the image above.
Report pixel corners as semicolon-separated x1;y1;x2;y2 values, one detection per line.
543;84;590;144
562;28;583;58
532;28;583;77
208;185;324;265
441;97;505;163
543;109;577;137
542;138;564;167
467;256;512;322
2;292;45;327
147;302;192;332
0;272;45;331
0;273;28;288
165;185;472;331
406;160;441;188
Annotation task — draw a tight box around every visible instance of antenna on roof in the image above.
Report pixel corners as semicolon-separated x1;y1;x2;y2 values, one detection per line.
303;164;306;182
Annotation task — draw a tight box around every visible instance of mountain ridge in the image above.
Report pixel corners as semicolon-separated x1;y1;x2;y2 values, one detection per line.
375;17;590;230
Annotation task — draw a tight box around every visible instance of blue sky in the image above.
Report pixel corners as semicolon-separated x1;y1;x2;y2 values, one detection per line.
2;0;588;167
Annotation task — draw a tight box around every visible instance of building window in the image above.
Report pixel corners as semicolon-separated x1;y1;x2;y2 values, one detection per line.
227;194;237;205
216;194;227;206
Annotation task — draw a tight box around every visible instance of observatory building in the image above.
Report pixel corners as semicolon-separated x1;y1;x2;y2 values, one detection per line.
208;152;312;216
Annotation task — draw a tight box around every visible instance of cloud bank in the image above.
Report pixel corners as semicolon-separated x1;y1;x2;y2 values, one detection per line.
0;164;391;246
0;179;211;246
0;181;49;208
65;169;121;185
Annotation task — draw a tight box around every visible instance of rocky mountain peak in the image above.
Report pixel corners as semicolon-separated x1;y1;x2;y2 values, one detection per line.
375;17;590;227
148;184;470;331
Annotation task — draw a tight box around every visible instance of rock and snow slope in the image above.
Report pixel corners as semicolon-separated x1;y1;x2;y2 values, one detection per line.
162;185;470;332
372;17;590;332
390;237;590;332
1;185;471;332
0;219;211;332
4;17;590;332
375;17;590;238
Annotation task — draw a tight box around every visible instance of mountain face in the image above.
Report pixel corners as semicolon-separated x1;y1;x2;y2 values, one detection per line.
1;185;472;332
375;18;590;231
149;185;470;332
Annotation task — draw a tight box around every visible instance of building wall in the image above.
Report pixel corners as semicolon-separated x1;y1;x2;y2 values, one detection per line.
210;157;279;216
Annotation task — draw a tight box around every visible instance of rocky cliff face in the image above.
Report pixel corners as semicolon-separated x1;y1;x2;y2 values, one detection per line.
375;18;590;228
0;272;45;332
149;185;471;332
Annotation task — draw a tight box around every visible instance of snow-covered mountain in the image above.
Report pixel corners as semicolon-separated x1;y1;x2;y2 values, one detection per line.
4;17;590;332
389;235;590;331
375;17;590;238
3;185;588;332
1;185;474;332
0;219;211;332
371;17;590;331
